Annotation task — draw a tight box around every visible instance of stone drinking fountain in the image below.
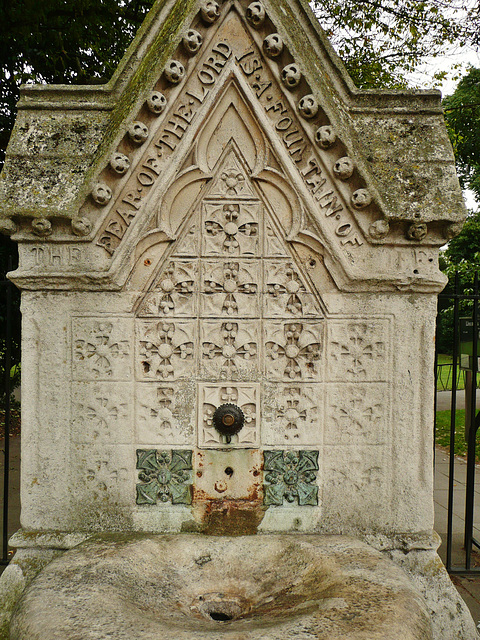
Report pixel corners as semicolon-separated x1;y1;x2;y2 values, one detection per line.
0;0;476;637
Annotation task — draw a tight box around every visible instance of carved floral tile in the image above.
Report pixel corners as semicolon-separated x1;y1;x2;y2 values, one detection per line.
201;260;259;318
138;260;197;317
72;317;133;381
264;321;323;381
324;384;388;445
200;320;259;381
262;384;323;445
135;382;195;445
73;444;133;509
327;321;389;382
136;449;193;505
72;382;134;445
198;383;260;448
263;261;321;318
263;450;319;506
136;320;196;381
202;202;261;257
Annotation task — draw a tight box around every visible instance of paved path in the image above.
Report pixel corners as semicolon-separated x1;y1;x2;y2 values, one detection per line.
434;448;480;625
436;389;480;411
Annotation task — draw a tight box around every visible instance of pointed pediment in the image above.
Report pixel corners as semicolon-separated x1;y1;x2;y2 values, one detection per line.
1;0;462;292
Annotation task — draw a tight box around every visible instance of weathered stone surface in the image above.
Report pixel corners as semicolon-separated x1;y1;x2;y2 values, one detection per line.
0;0;474;638
10;534;434;640
0;0;465;241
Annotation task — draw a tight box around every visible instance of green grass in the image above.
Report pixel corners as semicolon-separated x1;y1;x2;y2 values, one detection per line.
435;354;480;391
435;409;480;460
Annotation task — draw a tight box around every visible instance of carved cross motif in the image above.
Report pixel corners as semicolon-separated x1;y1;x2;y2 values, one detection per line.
139;261;196;317
138;321;195;379
329;388;384;443
329;322;387;381
203;203;259;256
265;322;322;380
136;385;193;445
202;321;258;379
265;262;320;317
73;319;131;381
202;261;258;317
86;457;129;498
220;168;246;195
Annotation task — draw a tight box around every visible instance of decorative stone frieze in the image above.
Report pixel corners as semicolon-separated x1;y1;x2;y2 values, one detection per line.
0;1;474;636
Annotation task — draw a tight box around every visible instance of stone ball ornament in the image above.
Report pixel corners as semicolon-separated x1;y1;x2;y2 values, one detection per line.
263;34;283;57
200;0;220;24
246;2;266;28
146;91;167;115
333;157;355;180
71;217;92;237
281;64;302;89
407;222;428;241
31;218;52;237
164;60;186;84
298;94;319;119
0;219;17;236
351;189;372;210
109;152;131;175
315;125;336;148
369;219;390;240
128;121;149;145
92;183;113;206
444;221;464;240
183;29;203;55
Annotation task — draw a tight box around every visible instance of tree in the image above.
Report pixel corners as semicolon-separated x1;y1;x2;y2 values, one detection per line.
444;210;480;265
0;0;155;165
312;0;477;89
443;67;480;203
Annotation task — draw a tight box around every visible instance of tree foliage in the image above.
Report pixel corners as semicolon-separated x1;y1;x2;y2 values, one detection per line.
0;0;155;164
444;210;480;265
312;0;477;89
443;67;480;203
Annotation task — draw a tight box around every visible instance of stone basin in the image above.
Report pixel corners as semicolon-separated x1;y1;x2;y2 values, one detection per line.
10;534;433;640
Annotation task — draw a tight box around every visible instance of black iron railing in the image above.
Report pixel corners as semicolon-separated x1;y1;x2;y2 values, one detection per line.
0;260;20;567
436;272;480;574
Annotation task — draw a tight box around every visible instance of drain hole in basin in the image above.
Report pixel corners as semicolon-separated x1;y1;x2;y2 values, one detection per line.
209;611;233;622
193;593;245;622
